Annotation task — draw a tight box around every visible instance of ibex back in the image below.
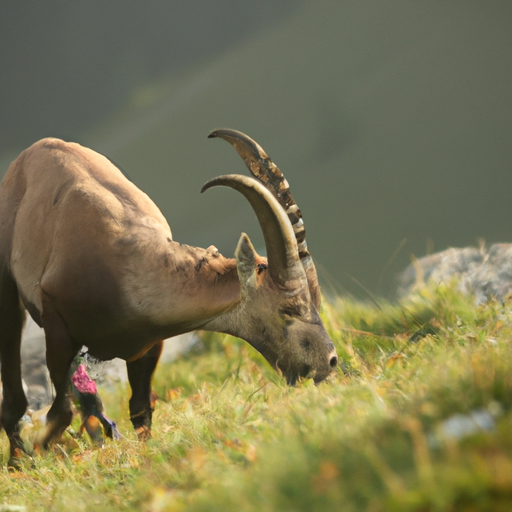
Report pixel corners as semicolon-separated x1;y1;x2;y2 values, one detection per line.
0;129;337;462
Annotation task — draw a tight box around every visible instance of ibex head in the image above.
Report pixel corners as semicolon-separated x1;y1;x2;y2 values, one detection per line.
203;130;338;384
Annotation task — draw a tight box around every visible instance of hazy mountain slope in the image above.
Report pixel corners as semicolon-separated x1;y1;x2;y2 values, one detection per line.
7;2;512;297
0;1;300;152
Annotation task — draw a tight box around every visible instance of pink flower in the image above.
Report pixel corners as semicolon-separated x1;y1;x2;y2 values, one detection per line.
72;364;97;394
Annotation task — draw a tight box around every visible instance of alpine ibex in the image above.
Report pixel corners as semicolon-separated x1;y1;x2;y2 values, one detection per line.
0;129;338;461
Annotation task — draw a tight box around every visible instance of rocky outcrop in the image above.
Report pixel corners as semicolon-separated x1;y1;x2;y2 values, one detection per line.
398;243;512;303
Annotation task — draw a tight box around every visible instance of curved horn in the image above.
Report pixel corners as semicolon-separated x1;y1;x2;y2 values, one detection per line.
208;128;321;309
201;174;305;289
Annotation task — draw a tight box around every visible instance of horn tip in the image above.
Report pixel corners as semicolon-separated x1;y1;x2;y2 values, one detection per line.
208;128;239;140
200;174;244;194
200;181;213;193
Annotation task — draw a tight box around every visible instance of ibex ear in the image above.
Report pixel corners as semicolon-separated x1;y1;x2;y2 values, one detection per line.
235;233;258;293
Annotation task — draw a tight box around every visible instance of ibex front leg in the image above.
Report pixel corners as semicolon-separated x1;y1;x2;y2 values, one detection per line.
36;292;78;449
127;340;163;440
0;270;28;464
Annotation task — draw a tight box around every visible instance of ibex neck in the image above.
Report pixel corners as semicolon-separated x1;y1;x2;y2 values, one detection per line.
123;240;242;337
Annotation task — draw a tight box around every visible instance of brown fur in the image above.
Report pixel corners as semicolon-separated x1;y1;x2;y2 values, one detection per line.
0;135;337;463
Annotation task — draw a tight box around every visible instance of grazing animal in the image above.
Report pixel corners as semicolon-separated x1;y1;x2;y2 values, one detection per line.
0;129;338;462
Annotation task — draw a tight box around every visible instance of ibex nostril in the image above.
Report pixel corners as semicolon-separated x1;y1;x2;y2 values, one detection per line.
329;356;338;368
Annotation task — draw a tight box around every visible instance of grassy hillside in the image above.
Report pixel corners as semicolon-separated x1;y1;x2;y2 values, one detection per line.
2;285;512;511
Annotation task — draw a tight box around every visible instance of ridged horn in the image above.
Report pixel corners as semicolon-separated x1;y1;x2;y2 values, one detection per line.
201;174;305;290
208;128;321;309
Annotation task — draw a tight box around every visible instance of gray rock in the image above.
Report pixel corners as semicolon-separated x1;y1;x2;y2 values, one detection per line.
398;243;512;303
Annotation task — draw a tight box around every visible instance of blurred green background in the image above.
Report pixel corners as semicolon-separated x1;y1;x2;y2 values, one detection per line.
1;1;511;297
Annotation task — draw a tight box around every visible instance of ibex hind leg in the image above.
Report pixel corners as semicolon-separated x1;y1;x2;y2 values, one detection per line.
0;269;28;463
36;292;78;449
127;340;163;440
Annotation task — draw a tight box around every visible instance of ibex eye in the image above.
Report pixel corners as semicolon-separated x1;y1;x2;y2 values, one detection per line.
256;262;268;274
280;305;302;317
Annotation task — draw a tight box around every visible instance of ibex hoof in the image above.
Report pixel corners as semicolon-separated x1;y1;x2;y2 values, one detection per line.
8;441;34;470
134;425;152;441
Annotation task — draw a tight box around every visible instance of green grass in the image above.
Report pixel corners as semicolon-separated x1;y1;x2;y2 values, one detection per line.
2;284;512;511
